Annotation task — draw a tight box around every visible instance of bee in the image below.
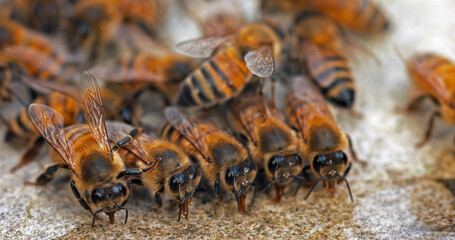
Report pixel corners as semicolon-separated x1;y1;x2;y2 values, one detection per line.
64;0;123;59
160;107;257;212
106;121;201;221
293;11;357;109
92;51;196;102
120;0;165;36
7;90;83;173
180;0;245;37
286;75;356;202
0;19;56;51
174;20;285;107
10;0;62;34
26;72;153;227
402;54;455;147
305;0;389;33
229;84;303;203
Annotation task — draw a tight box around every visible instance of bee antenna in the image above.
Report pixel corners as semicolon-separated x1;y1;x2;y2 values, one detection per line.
92;206;108;228
114;203;129;224
249;176;284;208
335;173;354;202
304;175;329;200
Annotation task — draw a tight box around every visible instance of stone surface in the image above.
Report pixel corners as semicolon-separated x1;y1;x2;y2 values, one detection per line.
1;0;455;239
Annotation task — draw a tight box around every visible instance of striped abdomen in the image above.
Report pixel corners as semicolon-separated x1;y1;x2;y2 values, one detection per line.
6;92;81;144
302;42;355;108
286;76;335;138
309;0;389;32
0;63;13;103
175;45;251;107
3;46;69;81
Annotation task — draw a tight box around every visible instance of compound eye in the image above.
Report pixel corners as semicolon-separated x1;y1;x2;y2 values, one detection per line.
91;189;105;204
169;174;182;193
312;154;327;175
267;155;284;174
77;21;90;39
225;167;237;186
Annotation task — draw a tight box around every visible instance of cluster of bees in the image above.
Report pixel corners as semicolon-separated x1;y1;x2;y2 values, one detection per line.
3;0;453;229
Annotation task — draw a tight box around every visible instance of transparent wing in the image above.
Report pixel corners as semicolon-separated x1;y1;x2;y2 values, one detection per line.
28;104;77;173
244;46;275;78
80;71;112;157
164;106;209;159
176;35;231;58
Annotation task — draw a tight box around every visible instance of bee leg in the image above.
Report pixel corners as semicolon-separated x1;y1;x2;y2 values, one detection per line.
293;166;312;196
416;110;441;148
400;90;430;113
214;179;221;198
70;181;95;216
347;134;366;165
10;137;45;173
154;190;163;208
112;128;145;151
343;163;352;178
24;164;70;185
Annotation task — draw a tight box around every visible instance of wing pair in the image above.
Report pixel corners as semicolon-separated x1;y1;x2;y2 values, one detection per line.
28;72;112;174
176;35;275;78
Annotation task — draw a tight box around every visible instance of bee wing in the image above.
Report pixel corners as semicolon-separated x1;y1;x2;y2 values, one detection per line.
164;106;209;159
80;71;112;157
244;46;275;78
106;121;156;165
176;35;232;58
20;75;82;102
90;64;168;84
28;104;77;173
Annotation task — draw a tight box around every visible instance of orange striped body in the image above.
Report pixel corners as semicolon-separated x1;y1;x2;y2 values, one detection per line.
286;76;337;144
56;124;126;192
0;19;56;51
176;44;251;107
300;41;355;108
120;0;164;35
286;76;350;177
407;54;455;124
0;59;13;103
307;0;389;32
230;93;301;181
160;121;248;183
6;92;81;145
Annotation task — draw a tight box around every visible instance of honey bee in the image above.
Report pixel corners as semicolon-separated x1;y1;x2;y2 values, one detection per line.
65;0;164;60
160;107;257;212
180;0;245;37
174;20;285;107
10;0;62;34
402;53;455;147
26;72;153;227
92;51;196;102
293;11;357;109
286;75;356;202
229;84;303;203
106;121;201;221
120;0;165;36
0;19;75;81
64;0;123;59
7;91;83;173
305;0;389;33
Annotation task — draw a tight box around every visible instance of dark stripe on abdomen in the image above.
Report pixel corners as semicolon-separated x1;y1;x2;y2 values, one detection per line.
209;59;237;92
201;67;224;99
321;77;353;94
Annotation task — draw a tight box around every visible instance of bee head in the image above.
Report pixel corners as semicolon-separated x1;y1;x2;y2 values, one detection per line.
267;153;302;183
168;165;201;204
312;150;348;179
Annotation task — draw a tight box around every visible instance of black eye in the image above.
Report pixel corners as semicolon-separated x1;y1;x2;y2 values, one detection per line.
267;155;285;174
169;174;183;193
77;21;90;39
91;189;105;204
225;167;238;186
